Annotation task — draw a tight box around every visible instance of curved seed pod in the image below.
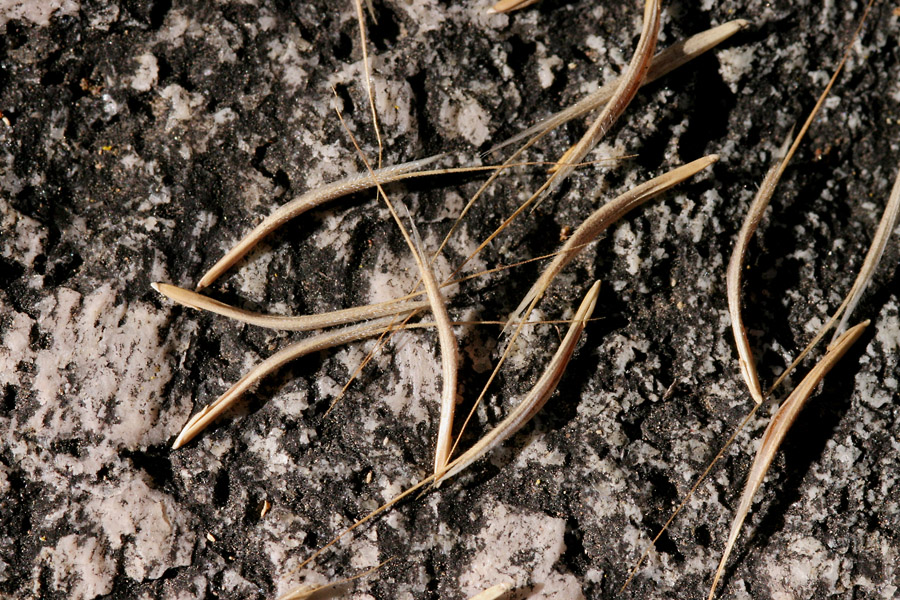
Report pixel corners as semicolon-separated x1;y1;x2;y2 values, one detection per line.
435;280;600;485
727;0;874;404
153;281;429;332
507;155;718;331
542;0;661;197
331;108;460;476
196;154;444;291
489;20;749;156
831;164;900;340
726;132;793;405
767;161;900;396
171;315;420;449
708;321;869;600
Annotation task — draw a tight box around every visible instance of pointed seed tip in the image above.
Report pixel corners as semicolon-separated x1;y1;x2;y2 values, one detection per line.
150;282;160;292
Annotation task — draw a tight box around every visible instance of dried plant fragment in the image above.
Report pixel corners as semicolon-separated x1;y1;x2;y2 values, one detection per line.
708;320;869;599
831;163;900;339
153;282;429;331
507;155;718;330
435;280;600;484
440;0;659;244
353;0;383;168
278;558;393;600
726;0;874;404
769;161;900;395
488;0;539;14
542;0;661;198
455;156;713;469
171;315;419;449
726;133;793;405
334;107;459;476
195;154;444;290
489;19;749;156
468;582;514;600
291;283;598;575
439;155;625;285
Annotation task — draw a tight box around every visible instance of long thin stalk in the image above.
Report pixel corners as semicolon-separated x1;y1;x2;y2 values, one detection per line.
353;0;383;168
277;557;393;600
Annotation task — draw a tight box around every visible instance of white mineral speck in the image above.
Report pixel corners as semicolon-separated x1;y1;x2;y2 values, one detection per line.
459;500;583;599
131;53;159;92
535;43;563;89
439;94;491;147
37;535;115;600
718;45;757;94
160;84;203;128
0;0;78;27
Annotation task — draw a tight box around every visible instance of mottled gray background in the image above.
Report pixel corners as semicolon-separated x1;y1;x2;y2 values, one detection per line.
1;1;898;599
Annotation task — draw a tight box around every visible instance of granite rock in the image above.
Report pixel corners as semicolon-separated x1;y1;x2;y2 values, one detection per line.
1;1;898;599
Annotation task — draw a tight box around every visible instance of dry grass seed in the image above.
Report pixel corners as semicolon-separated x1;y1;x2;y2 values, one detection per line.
506;154;718;330
153;282;430;331
286;282;600;577
726;0;873;405
332;104;460;475
435;280;600;485
489;19;749;155
157;3;891;597
708;321;870;599
545;0;660;192
171;315;419;449
769;159;900;396
195;154;442;291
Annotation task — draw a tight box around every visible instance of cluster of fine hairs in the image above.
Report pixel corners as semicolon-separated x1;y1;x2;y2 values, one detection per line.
153;1;897;598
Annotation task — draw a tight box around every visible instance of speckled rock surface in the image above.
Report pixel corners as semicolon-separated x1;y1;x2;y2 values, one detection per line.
1;1;898;599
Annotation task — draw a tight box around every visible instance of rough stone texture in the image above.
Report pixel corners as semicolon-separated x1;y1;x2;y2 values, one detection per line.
1;1;898;599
